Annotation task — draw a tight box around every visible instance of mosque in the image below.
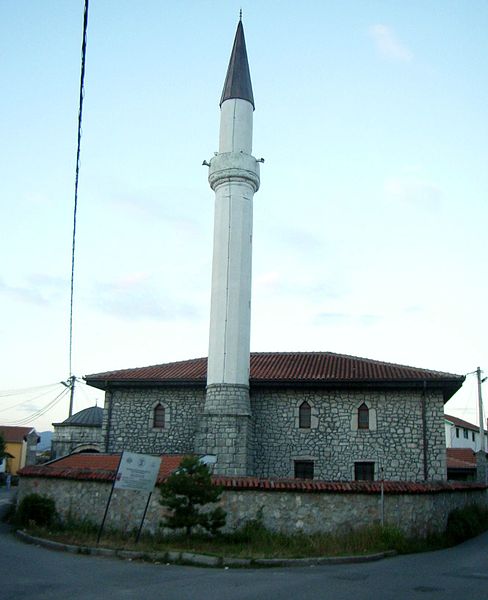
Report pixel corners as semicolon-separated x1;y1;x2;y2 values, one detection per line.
85;19;463;482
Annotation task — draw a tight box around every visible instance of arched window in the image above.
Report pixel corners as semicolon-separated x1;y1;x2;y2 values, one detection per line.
358;403;369;430
299;401;311;429
153;403;165;428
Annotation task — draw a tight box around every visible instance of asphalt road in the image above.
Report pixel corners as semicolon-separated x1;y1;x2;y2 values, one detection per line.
2;496;488;600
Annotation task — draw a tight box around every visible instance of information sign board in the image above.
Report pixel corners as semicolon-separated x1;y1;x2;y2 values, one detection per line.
114;451;161;493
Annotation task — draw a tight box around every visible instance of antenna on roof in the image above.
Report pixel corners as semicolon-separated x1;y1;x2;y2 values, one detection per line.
239;8;242;21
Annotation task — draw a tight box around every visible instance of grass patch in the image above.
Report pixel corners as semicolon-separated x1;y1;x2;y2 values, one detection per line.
18;504;488;560
19;519;446;559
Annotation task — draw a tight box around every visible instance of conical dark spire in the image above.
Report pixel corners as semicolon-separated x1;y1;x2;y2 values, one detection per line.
220;20;255;109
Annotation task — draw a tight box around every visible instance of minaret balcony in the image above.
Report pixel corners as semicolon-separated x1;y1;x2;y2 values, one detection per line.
208;152;260;193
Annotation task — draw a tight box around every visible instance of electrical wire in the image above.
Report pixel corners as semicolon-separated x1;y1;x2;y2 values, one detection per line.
0;5;92;423
0;382;61;398
68;0;90;381
4;387;70;426
0;384;65;413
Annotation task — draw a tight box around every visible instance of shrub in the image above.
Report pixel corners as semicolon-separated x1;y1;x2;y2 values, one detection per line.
160;455;226;536
16;493;56;527
446;504;488;544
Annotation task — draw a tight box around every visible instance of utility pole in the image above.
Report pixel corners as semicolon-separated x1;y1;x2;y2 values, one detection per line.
478;367;486;452
69;375;76;418
61;376;76;418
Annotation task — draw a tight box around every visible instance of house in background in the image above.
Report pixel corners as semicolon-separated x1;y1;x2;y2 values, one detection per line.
444;413;487;451
0;426;40;475
446;448;477;481
51;406;103;460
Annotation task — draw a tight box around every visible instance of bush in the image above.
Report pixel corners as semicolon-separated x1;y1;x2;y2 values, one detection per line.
446;504;488;544
16;493;56;527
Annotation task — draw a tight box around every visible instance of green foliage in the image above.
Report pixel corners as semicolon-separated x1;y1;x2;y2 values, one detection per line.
16;493;56;527
159;455;226;535
446;504;488;544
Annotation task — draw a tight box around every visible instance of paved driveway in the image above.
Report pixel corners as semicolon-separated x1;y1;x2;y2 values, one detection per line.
1;518;488;600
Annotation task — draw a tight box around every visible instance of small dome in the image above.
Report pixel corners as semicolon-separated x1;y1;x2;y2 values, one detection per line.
62;406;103;427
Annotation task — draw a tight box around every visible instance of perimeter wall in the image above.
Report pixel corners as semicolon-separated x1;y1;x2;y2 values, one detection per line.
17;475;487;537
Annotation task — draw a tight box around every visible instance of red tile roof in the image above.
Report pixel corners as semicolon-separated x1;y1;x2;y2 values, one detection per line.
28;453;186;481
446;448;477;470
0;426;35;443
444;414;482;433
19;453;486;494
85;352;464;400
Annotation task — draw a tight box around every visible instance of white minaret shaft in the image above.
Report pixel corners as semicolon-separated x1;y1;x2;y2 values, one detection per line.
197;19;260;476
206;22;260;387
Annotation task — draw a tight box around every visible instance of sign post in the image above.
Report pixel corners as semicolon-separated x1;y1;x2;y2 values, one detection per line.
97;451;161;545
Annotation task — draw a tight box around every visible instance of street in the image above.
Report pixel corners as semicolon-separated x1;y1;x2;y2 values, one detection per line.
2;496;488;600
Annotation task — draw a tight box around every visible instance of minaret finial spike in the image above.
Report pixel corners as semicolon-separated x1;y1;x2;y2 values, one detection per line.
239;8;242;21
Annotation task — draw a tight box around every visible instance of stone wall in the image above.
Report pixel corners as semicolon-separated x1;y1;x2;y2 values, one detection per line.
17;476;487;537
102;387;205;455
51;425;102;460
195;384;254;476
251;388;446;481
100;385;446;481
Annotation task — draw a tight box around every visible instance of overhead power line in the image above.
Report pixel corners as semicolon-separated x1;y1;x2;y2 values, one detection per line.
4;387;70;426
0;382;62;398
0;384;65;413
68;0;90;385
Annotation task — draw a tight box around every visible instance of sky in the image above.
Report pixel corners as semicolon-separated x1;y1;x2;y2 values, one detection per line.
1;1;487;432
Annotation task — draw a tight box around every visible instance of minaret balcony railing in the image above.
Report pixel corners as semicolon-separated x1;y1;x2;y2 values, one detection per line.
208;152;260;193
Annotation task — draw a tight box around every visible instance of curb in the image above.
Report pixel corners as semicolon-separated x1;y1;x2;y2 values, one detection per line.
15;530;397;568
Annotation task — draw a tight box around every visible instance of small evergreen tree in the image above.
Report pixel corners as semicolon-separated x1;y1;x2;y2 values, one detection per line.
159;455;226;536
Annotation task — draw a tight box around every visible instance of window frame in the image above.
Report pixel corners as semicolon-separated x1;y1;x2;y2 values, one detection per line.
149;401;170;431
354;461;375;481
357;403;369;430
298;401;312;429
294;460;314;480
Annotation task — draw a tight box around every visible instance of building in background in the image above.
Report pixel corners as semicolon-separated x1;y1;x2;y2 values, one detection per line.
51;406;103;460
0;426;39;475
444;414;487;451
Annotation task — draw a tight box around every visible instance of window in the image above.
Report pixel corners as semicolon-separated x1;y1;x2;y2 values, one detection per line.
358;403;369;430
299;401;311;429
472;432;475;442
294;460;314;479
464;429;469;439
456;428;460;438
354;461;375;481
153;403;165;428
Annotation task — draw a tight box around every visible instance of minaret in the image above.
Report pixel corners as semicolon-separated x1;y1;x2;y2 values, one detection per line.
196;18;260;476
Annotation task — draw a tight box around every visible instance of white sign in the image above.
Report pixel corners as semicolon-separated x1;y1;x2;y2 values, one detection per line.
114;451;161;493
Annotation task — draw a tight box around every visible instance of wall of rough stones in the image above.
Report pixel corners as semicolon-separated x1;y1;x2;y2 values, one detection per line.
17;476;487;537
100;385;446;481
251;388;446;481
102;387;205;455
195;384;254;476
51;425;102;459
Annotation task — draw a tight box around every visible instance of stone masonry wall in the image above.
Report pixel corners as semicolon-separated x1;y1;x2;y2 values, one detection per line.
103;387;205;454
100;385;446;480
51;425;102;460
251;388;446;481
18;476;487;537
195;384;254;476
